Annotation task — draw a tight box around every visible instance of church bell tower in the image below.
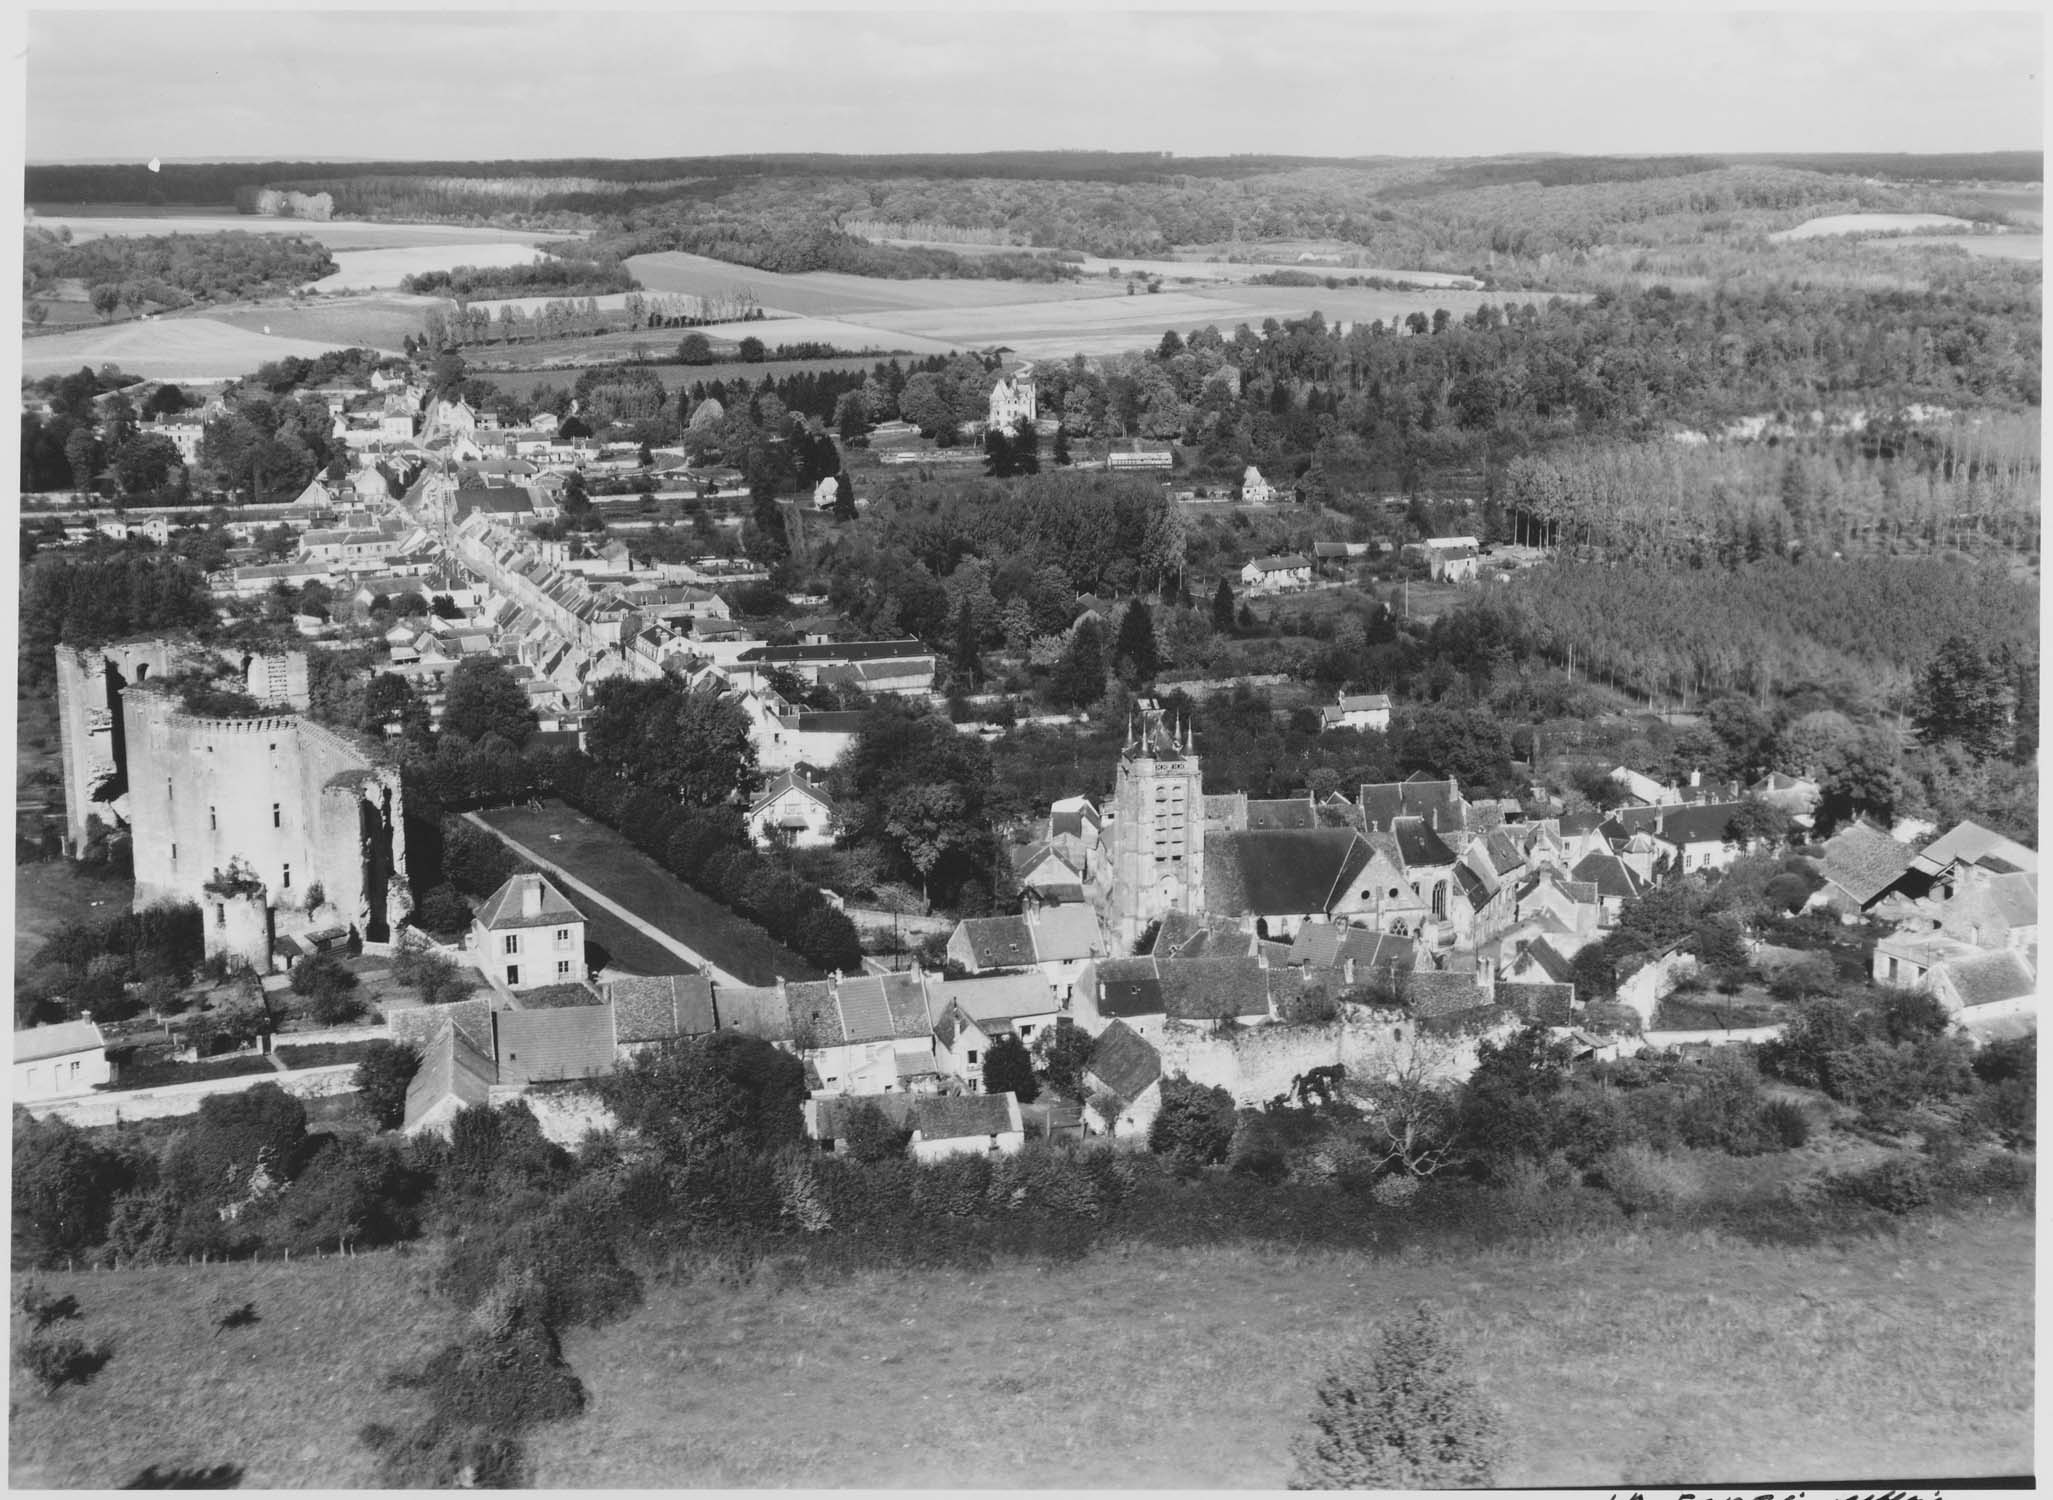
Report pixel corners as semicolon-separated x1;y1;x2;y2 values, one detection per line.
1108;706;1205;949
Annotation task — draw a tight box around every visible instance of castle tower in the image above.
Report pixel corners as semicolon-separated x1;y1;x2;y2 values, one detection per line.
1107;707;1205;949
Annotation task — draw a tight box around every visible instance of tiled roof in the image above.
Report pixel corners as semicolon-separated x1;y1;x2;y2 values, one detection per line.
1024;905;1104;963
1602;803;1751;849
1819;821;1913;907
936;972;1055;1024
1205;830;1372;918
1570;851;1642;902
1290;923;1414;976
913;1092;1019;1141
813;1093;916;1140
607;973;717;1043
1156;957;1273;1022
1086;1019;1162;1103
750;769;837;818
1938;949;2038;1009
1092;956;1165;1018
391;996;494;1059
1245;797;1318;831
14;1019;106;1063
492;1005;616;1085
403;1021;497;1130
1519;937;1578;985
1405;971;1491;1018
1247;554;1313;572
1392;818;1458;870
1151;911;1250;959
715;983;795;1040
475;872;584;931
1359;778;1466;834
1981;872;2040;929
956;915;1035;970
1910;820;2039;879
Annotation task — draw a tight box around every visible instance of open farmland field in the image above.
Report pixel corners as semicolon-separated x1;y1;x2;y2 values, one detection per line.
1076;251;1484;288
1772;212;1987;240
1885;233;2044;260
465;326;920;369
311;241;548;292
19;314;402;379
627;252;1124;317
27;206;562;249
687;314;962;355
464;354;909;398
8;1253;460;1490
531;1207;2033;1489
194;293;441;348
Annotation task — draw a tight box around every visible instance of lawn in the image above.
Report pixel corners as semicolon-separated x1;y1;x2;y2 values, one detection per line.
13;862;130;974
530;1204;2034;1489
472;801;821;984
197;294;443;349
8;1251;461;1490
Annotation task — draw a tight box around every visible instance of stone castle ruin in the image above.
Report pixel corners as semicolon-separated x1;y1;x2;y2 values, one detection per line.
56;639;397;970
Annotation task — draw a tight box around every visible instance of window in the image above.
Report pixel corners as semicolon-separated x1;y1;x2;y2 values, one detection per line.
557;960;572;978
209;806;217;830
215;903;226;927
171;844;177;865
273;803;282;828
966;1049;979;1065
503;934;521;956
555;927;572;948
506;964;520;985
281;864;291;890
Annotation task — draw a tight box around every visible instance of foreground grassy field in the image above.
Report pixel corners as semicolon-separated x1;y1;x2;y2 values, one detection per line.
474;800;821;984
14;1207;2029;1488
8;1252;460;1489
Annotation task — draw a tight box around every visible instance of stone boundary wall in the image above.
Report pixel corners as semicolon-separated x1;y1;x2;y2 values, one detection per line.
1640;1024;1784;1051
1153;1012;1510;1106
20;1064;358;1128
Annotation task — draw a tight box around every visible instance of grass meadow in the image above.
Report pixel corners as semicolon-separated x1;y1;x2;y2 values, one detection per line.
14;1202;2026;1488
473;800;821;984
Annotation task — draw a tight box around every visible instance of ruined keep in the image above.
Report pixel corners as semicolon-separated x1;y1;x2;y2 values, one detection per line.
55;641;313;857
123;686;410;969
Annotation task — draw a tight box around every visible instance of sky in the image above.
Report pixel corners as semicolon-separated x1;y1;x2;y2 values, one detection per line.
18;7;2047;163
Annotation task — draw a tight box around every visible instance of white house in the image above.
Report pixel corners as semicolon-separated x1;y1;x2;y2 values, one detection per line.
1240;555;1315;594
1320;691;1392;733
747;770;841;849
13;1018;111;1100
1241;465;1279;505
808;1091;1026;1161
988;367;1036;428
473;871;588;992
1079;1019;1163;1138
1416;536;1482;583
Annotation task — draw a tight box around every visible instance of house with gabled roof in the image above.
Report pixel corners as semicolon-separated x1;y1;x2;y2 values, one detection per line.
473;872;588;993
1203;828;1375;939
1080;1019;1163;1137
1239;554;1315;594
604;973;716;1054
808;1090;1026;1161
1071;955;1165;1036
1928;948;2037;1042
1151;910;1252;960
402;1018;498;1138
946;903;1106;1000
14;1018;110;1100
746;770;840;850
1359;776;1469;840
1320;691;1392;733
1503;934;1579;988
1599;803;1760;877
491;1004;617;1086
786;969;939;1094
1810;820;1915;917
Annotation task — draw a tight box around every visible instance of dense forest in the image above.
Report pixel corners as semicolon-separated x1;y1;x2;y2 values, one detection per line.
22;226;337;310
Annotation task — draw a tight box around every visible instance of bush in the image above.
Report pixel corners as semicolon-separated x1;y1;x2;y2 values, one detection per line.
1595;1143;1703;1216
1828;1155;1934;1215
354;1040;424;1131
19;1329;112;1392
392;949;478;1006
1290;1304;1504;1489
1757;1099;1810;1149
841;1101;912;1164
412;885;473;935
1147;1075;1238;1165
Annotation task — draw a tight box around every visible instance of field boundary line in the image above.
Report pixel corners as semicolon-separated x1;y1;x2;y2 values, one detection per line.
461;812;747;989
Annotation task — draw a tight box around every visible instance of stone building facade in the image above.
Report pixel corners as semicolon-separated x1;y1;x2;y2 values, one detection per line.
1106;709;1206;949
122;687;410;969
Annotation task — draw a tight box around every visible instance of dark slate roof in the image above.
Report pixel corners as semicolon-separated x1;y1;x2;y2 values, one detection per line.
1940;949;2038;1009
1819;821;1914;907
475;872;585;931
403;1021;497;1129
607;973;717;1043
1359;777;1466;833
1151;911;1248;959
1570;851;1642;902
1086;1019;1162;1103
914;1092;1018;1141
740;638;932;665
1093;957;1165;1018
1601;803;1750;849
1245;797;1318;832
514;982;601;1010
1290;923;1414;975
791;711;872;734
493;1005;617;1085
1911;821;2037;877
1392;817;1458;870
392;996;494;1059
1520;937;1578;985
955;915;1036;970
1205;830;1372;918
715;983;797;1041
1157;957;1273;1021
1496;980;1574;1024
1406;971;1492;1018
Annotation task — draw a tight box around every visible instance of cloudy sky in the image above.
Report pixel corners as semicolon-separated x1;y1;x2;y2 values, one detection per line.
22;7;2044;163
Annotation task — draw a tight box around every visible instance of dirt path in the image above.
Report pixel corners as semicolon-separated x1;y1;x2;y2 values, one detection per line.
460;813;745;989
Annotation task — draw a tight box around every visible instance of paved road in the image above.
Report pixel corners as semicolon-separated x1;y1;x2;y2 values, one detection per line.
461;812;747;989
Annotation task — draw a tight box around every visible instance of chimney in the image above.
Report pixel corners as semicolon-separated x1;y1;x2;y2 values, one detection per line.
521;877;543;918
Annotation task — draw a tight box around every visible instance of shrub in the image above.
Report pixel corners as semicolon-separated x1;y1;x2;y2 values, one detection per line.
354;1040;423;1131
1289;1305;1504;1489
1757;1099;1811;1149
1975;1078;2036;1150
980;1033;1040;1103
841;1101;912;1165
1147;1075;1238;1165
392;949;478;1006
1595;1143;1704;1216
1828;1155;1934;1215
1369;1173;1420;1209
19;1329;112;1392
411;885;473;936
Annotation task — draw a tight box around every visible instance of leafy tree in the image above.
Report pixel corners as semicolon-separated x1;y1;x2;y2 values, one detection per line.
64;428;103;493
354;1041;423;1131
1112;600;1159;687
1211;577;1237;633
290;950;363;1025
598;1032;806;1163
1148;1074;1237;1163
12;1114;134;1263
841;1100;911;1164
115;433;184;496
161;1083;309;1216
1913;636;2019;762
980;1034;1040;1103
584;677;758;808
677;332;715;364
737;336;766;363
440;657;538;748
1049;618;1106;711
89;283;122;321
950;598;983;688
391;949;479;1006
831;471;857;522
1031;1022;1097;1099
1291;1305;1504;1489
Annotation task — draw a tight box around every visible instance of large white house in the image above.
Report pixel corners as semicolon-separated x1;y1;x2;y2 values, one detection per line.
13;1019;111;1100
1240;554;1315;594
988;367;1036;428
473;872;588;992
747;770;840;849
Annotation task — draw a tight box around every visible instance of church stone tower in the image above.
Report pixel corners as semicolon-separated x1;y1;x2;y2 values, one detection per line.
1108;707;1205;949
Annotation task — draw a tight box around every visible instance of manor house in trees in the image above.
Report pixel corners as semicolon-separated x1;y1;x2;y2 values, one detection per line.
987;365;1037;428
